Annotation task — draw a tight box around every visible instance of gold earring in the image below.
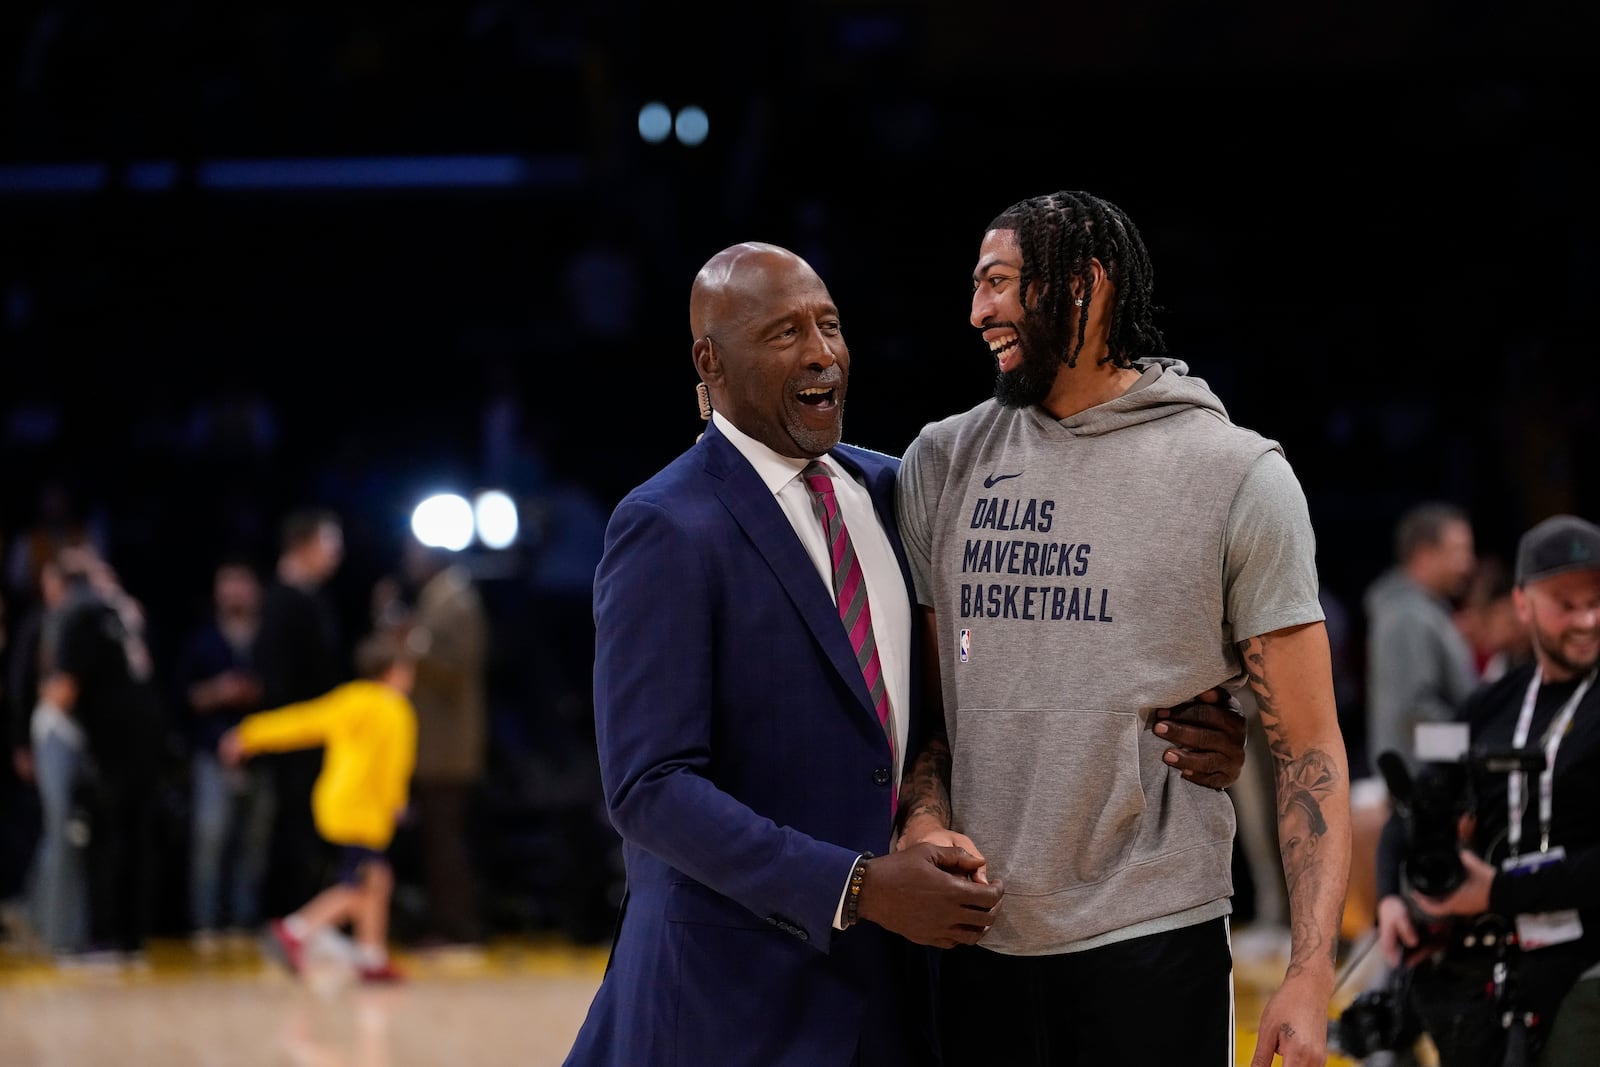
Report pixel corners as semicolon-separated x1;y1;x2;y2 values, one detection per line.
696;382;712;421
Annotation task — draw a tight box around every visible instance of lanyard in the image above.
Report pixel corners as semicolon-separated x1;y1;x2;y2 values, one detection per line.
1508;666;1597;856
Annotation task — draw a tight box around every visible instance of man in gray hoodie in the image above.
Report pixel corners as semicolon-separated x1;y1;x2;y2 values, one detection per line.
895;190;1350;1067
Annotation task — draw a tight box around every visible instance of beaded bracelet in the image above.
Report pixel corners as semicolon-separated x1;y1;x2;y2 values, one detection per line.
844;852;873;928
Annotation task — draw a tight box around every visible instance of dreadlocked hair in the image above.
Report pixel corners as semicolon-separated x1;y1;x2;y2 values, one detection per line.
987;190;1167;369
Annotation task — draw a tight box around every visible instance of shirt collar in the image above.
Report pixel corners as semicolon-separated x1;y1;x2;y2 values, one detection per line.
711;410;835;496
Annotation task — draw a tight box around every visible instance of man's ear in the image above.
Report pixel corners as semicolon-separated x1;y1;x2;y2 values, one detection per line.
1071;257;1109;307
1512;586;1532;628
692;336;722;385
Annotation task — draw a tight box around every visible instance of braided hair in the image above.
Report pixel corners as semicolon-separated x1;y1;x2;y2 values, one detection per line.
987;190;1167;369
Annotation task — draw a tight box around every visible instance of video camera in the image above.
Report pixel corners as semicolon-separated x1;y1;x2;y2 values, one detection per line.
1333;740;1547;1065
1377;744;1544;901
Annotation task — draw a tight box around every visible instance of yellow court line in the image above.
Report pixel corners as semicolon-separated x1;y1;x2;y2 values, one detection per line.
0;936;611;989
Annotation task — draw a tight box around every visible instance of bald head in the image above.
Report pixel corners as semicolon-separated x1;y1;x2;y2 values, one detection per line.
688;241;850;459
690;242;809;341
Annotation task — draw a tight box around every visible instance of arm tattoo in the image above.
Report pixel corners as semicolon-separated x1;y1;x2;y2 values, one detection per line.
1240;635;1344;973
899;732;952;830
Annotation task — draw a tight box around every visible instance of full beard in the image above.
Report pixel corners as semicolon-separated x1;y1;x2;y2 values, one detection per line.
993;317;1067;409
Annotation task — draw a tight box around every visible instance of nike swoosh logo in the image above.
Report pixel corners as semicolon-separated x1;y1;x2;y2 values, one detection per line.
982;472;1023;489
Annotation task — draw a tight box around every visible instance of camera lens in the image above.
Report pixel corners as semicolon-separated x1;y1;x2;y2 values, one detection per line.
1405;849;1465;899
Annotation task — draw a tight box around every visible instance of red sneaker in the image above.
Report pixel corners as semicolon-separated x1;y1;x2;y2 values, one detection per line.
357;958;406;984
266;919;306;975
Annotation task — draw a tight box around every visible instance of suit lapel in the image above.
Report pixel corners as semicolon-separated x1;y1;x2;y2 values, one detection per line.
700;427;879;721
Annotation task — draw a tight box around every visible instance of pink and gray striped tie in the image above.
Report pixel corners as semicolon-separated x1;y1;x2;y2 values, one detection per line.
801;462;897;815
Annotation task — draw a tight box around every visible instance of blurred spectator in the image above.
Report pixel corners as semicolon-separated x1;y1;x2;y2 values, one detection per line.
175;557;269;955
3;478;108;606
1453;554;1533;685
254;509;347;917
5;556;56;808
1347;502;1480;997
1361;501;1479;774
10;557;79;955
6;577;48;784
0;581;39;952
38;547;167;964
378;540;489;947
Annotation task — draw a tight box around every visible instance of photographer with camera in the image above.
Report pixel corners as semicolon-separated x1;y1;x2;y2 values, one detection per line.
1370;514;1600;1066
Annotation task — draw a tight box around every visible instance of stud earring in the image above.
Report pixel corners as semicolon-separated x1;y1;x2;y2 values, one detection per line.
1073;298;1085;307
696;381;712;421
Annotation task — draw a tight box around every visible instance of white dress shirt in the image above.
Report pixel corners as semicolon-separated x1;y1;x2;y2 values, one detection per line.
710;411;911;779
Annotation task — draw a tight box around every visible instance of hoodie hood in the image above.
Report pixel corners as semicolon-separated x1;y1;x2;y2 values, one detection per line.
1051;357;1231;438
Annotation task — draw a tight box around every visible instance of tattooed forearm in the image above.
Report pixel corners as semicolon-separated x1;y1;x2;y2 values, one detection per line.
1280;751;1342;973
1240;632;1349;974
1288;914;1332;976
898;732;952;830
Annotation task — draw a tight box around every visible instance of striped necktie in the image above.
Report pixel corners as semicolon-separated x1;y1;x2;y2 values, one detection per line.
800;461;897;814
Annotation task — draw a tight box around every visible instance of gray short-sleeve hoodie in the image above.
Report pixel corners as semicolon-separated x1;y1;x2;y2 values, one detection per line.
896;359;1324;955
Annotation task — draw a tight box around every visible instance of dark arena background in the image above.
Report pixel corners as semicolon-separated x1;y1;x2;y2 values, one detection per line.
0;4;1596;1065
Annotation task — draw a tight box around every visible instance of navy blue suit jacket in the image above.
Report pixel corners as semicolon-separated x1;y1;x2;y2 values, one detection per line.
564;422;936;1067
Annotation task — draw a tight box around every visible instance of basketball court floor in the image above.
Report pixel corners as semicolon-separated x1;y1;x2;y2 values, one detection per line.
0;928;1367;1066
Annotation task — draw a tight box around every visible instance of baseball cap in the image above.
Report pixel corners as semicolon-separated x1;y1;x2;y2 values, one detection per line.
1514;514;1600;586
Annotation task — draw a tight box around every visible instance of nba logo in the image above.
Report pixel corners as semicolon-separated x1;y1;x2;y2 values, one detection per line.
959;629;971;663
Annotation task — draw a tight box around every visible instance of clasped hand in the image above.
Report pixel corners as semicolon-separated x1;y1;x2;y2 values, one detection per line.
857;841;1004;949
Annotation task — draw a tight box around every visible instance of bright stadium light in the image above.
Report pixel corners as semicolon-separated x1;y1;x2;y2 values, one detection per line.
474;490;519;550
674;105;709;146
638;102;673;144
412;493;475;551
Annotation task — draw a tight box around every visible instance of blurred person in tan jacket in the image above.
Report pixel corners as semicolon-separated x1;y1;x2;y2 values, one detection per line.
374;540;489;947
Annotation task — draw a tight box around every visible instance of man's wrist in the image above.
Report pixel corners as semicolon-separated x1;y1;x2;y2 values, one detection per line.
843;853;873;928
899;809;949;837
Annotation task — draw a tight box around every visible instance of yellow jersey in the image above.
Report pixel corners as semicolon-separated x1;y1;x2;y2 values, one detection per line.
237;679;417;849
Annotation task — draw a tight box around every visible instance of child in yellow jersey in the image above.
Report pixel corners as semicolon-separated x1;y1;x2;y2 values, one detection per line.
220;630;417;983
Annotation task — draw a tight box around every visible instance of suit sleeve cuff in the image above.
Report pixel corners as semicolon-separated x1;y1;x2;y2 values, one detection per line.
833;853;866;930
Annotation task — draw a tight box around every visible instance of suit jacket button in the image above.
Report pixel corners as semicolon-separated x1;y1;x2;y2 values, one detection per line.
872;768;891;786
795;929;809;942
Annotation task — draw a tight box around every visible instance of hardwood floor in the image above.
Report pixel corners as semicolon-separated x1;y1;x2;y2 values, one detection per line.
0;928;1370;1066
